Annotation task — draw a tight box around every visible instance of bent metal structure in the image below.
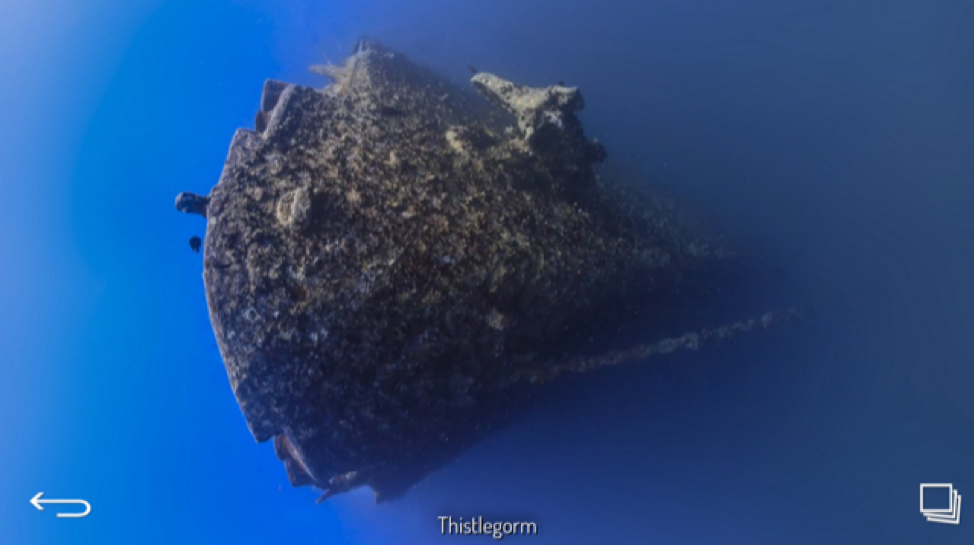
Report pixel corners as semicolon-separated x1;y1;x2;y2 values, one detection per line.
176;41;797;503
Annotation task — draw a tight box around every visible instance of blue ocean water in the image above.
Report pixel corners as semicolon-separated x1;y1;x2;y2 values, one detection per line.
1;0;971;543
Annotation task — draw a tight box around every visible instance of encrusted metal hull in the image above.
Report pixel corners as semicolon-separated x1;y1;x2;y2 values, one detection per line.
187;42;774;502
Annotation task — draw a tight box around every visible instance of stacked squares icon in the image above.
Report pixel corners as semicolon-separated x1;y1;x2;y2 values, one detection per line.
920;484;961;525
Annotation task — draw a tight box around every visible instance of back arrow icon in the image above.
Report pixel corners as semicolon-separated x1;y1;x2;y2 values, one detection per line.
30;492;91;518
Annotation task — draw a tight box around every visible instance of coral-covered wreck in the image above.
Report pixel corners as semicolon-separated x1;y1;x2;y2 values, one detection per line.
176;40;795;503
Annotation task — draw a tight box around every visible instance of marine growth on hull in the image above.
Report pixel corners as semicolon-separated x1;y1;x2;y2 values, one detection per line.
175;41;797;503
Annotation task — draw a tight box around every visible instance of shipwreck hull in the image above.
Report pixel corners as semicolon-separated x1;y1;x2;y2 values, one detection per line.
198;42;730;501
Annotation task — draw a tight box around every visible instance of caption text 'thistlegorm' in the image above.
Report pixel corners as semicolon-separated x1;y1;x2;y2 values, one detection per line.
439;516;538;539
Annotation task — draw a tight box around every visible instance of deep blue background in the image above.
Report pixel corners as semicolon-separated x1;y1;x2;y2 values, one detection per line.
1;0;972;543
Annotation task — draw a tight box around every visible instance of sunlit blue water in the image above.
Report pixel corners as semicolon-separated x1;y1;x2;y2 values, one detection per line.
2;1;972;543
